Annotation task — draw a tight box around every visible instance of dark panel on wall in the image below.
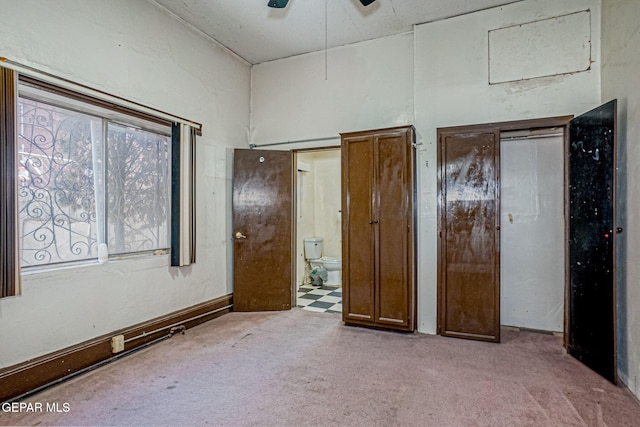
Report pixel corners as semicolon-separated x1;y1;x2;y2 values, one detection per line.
568;100;617;383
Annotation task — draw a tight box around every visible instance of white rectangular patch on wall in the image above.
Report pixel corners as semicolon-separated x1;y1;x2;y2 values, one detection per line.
488;10;591;85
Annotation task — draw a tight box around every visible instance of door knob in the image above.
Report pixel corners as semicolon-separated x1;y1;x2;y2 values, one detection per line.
617;227;623;234
234;232;247;239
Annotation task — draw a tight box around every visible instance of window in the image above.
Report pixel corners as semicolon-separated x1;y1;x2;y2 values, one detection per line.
17;84;171;267
106;123;170;255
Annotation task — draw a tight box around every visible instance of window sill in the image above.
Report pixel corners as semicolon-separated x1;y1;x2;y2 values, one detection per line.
20;250;170;277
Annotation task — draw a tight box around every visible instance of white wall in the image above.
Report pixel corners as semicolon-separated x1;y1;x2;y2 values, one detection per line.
414;0;601;333
0;0;250;368
500;135;565;332
251;32;414;148
602;0;640;400
310;151;342;258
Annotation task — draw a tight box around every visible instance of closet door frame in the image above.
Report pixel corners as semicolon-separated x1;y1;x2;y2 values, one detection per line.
437;116;573;343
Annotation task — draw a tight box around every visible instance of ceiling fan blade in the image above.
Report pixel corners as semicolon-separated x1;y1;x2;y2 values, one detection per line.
267;0;289;8
268;0;373;9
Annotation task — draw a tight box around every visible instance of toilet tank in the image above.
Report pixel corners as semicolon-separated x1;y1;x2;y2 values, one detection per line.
303;237;323;259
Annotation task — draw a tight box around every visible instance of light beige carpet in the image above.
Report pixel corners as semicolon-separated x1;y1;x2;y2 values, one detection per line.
2;309;639;426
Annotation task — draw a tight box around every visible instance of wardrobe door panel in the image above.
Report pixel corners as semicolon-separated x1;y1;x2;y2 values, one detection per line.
342;136;375;322
376;132;410;326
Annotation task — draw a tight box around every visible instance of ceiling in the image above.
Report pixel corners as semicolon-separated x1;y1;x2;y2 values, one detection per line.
151;0;523;64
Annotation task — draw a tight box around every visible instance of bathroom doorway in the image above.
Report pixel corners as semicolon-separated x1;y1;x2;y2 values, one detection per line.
295;148;343;314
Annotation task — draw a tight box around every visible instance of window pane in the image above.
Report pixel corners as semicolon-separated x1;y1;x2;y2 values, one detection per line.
17;98;101;266
106;123;170;255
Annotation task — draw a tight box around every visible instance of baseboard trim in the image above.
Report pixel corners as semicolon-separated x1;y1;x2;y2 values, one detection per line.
0;294;233;402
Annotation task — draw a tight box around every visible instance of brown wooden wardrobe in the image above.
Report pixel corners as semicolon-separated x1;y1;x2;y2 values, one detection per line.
341;125;416;332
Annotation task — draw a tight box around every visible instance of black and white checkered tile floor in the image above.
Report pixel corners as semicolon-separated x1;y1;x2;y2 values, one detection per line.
297;283;342;314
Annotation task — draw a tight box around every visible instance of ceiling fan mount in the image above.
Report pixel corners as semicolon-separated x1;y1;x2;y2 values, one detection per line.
268;0;376;8
267;0;288;8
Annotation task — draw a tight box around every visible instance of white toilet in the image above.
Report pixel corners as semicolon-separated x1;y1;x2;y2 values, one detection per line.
303;237;342;286
321;256;342;285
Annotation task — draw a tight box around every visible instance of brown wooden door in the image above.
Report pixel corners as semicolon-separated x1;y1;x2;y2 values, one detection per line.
341;126;415;332
342;134;375;322
438;129;501;342
376;131;413;327
232;149;293;311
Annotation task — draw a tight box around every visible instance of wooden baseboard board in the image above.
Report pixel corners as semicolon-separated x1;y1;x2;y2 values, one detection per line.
0;294;233;402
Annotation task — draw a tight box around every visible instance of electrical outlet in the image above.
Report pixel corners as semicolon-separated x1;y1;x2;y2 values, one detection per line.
111;335;125;353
